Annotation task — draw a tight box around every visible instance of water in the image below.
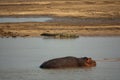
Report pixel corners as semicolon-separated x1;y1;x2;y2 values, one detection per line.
0;17;52;23
0;37;120;80
0;17;120;25
50;17;120;25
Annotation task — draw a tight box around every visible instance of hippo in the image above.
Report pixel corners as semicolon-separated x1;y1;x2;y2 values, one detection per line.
40;56;96;69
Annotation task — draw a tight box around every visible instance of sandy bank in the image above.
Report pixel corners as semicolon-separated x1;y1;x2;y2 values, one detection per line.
0;0;120;18
0;22;120;37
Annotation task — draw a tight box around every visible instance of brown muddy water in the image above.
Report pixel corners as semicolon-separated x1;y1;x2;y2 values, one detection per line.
0;37;120;80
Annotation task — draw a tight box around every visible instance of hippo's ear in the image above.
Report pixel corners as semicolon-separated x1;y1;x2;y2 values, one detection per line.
83;57;88;59
81;57;89;60
40;65;43;68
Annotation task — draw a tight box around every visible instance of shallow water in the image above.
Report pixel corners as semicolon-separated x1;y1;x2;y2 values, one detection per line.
51;17;120;25
0;37;120;80
0;17;52;23
0;17;120;25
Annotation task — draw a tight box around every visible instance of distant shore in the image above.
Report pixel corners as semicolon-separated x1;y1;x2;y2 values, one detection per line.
0;0;120;18
0;0;120;37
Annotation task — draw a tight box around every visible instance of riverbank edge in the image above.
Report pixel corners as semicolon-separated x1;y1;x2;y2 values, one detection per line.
0;21;120;38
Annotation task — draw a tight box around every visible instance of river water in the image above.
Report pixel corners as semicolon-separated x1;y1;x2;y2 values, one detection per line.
0;37;120;80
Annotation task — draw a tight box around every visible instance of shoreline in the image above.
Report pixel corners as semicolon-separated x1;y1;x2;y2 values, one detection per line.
0;22;120;38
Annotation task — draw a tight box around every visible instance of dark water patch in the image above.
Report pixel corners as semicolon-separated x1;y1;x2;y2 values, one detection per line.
49;17;120;26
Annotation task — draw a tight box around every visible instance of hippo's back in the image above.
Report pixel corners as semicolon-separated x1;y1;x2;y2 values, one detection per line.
40;56;79;69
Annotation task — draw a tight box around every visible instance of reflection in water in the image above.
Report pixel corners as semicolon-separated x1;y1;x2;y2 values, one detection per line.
0;37;120;80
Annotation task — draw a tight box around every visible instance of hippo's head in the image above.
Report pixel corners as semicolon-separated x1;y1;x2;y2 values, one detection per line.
78;57;96;67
